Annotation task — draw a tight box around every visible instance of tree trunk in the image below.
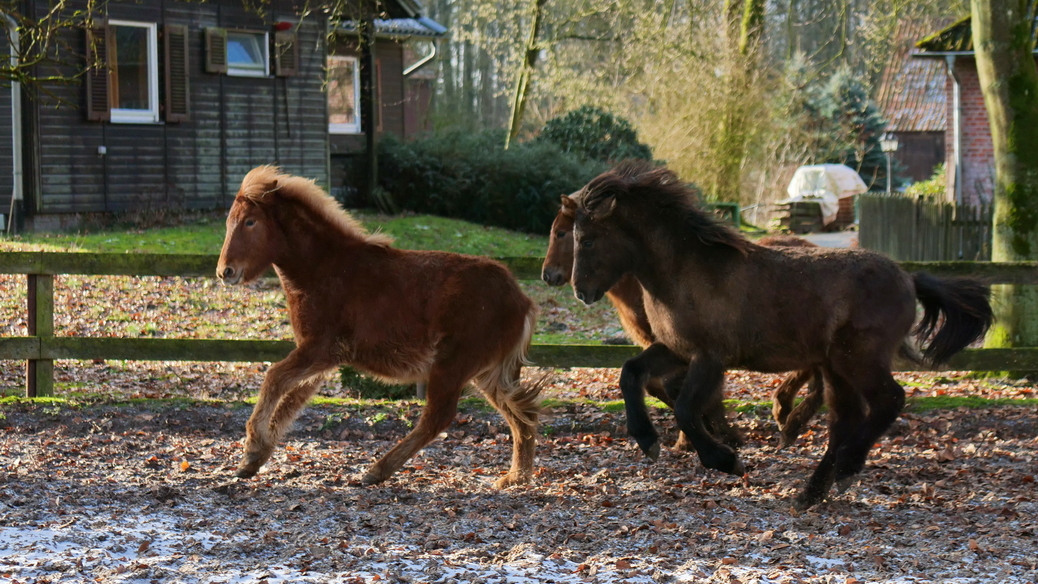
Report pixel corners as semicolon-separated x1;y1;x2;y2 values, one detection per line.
505;0;547;149
712;0;764;202
971;0;1038;352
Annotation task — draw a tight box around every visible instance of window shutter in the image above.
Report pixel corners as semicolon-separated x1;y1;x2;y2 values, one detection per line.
164;24;191;122
273;30;298;77
205;27;228;74
85;21;111;122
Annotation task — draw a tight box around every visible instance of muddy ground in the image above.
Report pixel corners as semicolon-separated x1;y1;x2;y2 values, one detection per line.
2;369;1036;584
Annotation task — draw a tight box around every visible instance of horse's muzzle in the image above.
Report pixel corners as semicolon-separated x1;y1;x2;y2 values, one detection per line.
574;287;604;306
217;265;243;285
541;267;567;287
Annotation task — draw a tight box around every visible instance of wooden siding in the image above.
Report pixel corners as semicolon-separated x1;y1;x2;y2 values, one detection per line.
24;0;329;218
0;27;13;216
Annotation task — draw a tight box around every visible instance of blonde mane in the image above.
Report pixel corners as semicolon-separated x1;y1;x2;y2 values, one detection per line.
237;166;393;247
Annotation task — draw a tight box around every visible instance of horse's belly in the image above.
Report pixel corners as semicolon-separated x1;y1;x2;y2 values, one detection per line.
338;340;435;383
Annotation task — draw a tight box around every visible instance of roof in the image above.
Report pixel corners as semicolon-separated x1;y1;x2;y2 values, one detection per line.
915;15;972;52
916;14;1038;53
875;19;951;133
337;17;448;38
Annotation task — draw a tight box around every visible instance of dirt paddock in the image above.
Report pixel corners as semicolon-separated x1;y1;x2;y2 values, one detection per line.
1;366;1037;583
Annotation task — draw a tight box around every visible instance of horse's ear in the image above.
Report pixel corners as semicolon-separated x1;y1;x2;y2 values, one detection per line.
584;191;617;219
560;193;578;217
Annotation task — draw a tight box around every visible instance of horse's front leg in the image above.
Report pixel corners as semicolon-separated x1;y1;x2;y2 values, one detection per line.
673;355;745;476
237;347;334;478
619;343;686;461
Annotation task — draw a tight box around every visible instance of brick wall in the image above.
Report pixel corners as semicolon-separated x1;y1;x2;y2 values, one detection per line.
945;56;1038;206
945;58;995;207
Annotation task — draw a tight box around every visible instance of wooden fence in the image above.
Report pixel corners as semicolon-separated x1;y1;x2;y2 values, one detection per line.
4;252;1038;397
859;194;992;261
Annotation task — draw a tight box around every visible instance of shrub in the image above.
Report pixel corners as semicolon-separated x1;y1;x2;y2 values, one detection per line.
377;130;606;233
537;105;654;163
903;164;947;200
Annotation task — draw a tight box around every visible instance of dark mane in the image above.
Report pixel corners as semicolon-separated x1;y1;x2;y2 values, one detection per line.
581;160;753;255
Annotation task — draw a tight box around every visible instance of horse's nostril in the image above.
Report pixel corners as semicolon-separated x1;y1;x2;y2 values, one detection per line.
222;267;234;279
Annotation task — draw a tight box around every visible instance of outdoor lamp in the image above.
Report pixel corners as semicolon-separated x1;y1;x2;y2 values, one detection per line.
880;133;899;193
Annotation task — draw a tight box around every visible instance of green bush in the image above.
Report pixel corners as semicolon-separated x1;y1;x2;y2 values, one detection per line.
339;366;416;400
377;129;607;233
903;164;947;200
537;105;654;163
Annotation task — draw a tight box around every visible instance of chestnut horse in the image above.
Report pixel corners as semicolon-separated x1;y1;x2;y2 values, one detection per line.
570;161;993;509
217;166;541;488
542;198;824;449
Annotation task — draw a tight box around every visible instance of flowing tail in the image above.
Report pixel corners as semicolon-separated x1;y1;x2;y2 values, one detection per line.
913;272;994;366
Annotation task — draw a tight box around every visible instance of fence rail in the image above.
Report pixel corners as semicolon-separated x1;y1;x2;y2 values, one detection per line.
3;252;1038;397
859;194;992;261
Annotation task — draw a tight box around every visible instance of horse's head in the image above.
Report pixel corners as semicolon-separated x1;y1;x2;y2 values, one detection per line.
571;175;638;306
216;167;285;285
541;193;579;287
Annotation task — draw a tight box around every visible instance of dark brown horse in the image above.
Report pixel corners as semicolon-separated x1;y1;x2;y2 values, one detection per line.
569;161;992;509
542;197;824;448
217;166;541;488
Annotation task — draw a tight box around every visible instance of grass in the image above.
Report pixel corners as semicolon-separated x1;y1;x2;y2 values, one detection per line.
0;210;550;257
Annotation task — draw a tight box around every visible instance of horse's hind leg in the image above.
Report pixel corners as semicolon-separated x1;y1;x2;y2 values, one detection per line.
361;363;468;485
779;368;825;448
619;344;685;460
772;369;813;428
795;366;861;509
833;366;905;490
673;355;745;476
475;363;541;488
237;348;334;478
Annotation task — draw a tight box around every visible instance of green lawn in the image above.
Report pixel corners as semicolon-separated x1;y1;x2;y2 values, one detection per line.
0;210;550;256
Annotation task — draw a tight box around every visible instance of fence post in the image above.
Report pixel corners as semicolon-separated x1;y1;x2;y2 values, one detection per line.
26;274;54;397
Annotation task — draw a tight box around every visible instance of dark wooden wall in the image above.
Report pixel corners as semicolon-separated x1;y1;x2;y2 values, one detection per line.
0;26;14;219
21;0;328;219
894;131;945;183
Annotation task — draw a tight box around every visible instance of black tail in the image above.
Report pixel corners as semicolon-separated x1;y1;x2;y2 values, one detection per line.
913;272;994;366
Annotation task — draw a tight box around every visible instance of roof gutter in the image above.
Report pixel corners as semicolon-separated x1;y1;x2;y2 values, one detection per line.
403;39;437;76
1;12;23;234
945;54;963;206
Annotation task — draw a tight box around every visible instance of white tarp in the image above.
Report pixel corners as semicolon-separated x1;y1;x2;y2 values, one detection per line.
783;164;868;225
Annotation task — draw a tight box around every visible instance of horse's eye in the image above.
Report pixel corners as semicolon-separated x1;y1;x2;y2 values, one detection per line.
556;231;567;239
582;239;594;249
244;219;256;227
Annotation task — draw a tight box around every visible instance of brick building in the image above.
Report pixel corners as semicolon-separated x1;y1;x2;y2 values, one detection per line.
875;20;949;184
915;16;1037;207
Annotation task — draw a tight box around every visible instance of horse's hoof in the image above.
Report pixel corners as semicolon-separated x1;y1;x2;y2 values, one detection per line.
835;476;857;493
642;442;661;462
793;492;818;511
730;458;747;477
235;467;258;479
493;472;531;489
778;433;796;450
361;468;388;486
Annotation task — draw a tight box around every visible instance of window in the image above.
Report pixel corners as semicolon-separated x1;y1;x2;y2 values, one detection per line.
328;55;360;134
85;21;189;123
204;28;286;78
85;20;159;123
227;31;268;77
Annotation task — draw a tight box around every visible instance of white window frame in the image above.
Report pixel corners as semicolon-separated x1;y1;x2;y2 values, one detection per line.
226;30;270;78
108;20;159;124
328;55;362;135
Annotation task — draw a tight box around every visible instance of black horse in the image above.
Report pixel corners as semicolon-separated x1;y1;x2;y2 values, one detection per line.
569;161;993;509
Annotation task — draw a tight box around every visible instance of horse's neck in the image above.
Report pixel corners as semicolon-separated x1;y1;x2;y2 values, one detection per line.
632;226;743;303
272;212;370;287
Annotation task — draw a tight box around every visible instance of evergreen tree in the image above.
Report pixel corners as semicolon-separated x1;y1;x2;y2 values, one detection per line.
816;69;897;190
